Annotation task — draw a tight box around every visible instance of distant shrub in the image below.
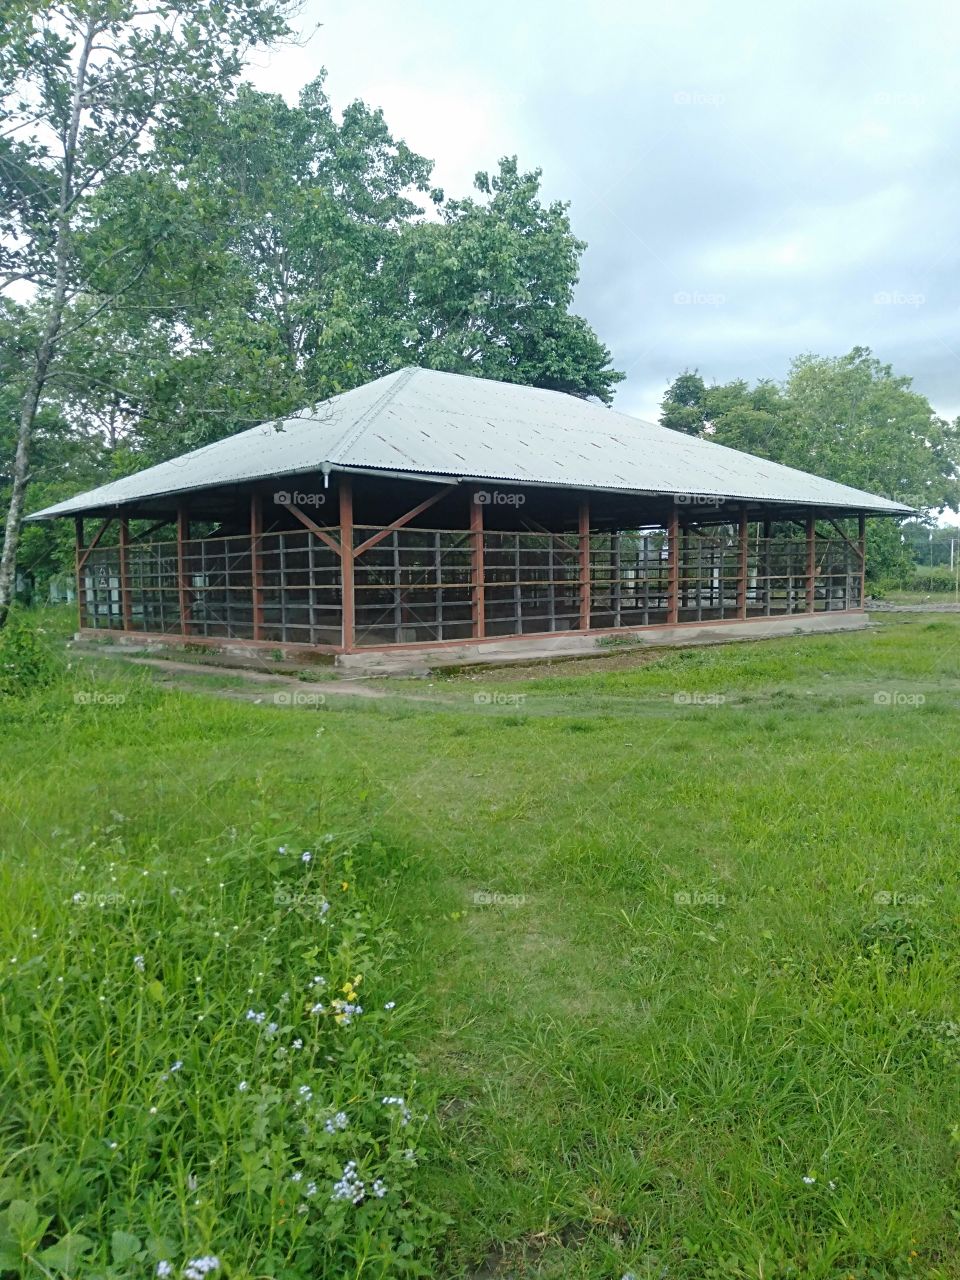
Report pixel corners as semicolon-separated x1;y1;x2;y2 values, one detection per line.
908;566;960;593
0;612;62;696
874;566;960;595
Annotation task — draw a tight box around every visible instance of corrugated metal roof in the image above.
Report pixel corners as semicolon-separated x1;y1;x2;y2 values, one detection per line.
27;366;913;518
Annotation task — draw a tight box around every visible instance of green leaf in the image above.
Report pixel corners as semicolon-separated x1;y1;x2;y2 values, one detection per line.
111;1229;142;1264
38;1232;94;1272
6;1200;38;1238
0;1241;21;1269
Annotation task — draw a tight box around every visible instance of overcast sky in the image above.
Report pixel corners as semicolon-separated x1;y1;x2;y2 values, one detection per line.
247;0;960;427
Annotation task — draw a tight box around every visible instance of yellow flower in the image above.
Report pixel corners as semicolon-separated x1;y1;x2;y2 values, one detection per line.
341;881;349;891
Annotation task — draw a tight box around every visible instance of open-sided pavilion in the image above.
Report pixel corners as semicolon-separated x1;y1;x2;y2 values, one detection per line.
27;367;911;661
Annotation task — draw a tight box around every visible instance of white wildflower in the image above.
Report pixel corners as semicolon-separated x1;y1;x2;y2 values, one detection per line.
331;1159;364;1203
183;1257;219;1280
381;1095;411;1124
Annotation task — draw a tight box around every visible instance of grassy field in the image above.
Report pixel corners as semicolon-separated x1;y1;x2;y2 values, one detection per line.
2;612;960;1278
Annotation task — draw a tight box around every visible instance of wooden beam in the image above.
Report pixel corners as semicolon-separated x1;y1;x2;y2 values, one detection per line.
277;500;342;557
858;513;867;607
118;517;133;630
251;492;264;641
177;506;191;636
519;514;580;555
340;477;355;650
470;494;485;639
578;499;591;630
76;518;112;571
806;512;817;612
667;508;679;624
737;510;749;620
74;517;84;630
353;483;458;559
131;518;175;544
825;516;866;562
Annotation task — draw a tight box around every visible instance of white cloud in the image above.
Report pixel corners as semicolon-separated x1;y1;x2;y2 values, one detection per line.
243;0;960;424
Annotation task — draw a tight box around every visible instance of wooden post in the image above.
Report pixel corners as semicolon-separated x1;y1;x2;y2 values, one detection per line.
806;513;817;612
177;506;191;635
470;493;485;639
667;508;679;624
737;510;749;620
118;516;133;630
858;513;866;608
578;499;591;630
339;476;355;650
74;516;84;630
251;492;264;641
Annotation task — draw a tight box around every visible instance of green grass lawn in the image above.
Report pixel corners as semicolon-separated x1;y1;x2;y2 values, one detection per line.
2;614;960;1278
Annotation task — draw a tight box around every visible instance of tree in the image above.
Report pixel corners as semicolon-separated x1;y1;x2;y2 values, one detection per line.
0;299;101;591
659;370;709;436
659;348;960;578
60;92;623;475
402;158;623;403
0;0;298;625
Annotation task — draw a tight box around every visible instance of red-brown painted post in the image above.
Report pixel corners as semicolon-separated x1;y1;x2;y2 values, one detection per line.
858;513;866;608
74;516;84;630
470;493;485;639
578;498;591;630
737;510;749;620
667;508;679;624
177;505;191;635
805;512;817;612
118;516;133;630
250;492;264;641
339;476;355;650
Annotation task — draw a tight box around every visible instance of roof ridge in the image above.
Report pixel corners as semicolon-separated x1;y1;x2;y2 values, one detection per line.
324;367;417;466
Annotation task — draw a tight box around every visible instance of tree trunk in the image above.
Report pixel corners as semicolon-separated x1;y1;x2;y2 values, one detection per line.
0;324;60;625
0;11;97;628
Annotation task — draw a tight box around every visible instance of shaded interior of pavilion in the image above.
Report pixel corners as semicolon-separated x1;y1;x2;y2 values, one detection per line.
73;470;869;650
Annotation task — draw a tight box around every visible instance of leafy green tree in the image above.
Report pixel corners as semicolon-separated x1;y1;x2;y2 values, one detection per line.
659;370;710;436
660;348;960;579
402;158;623;402
0;300;102;591
67;90;622;473
0;0;298;624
